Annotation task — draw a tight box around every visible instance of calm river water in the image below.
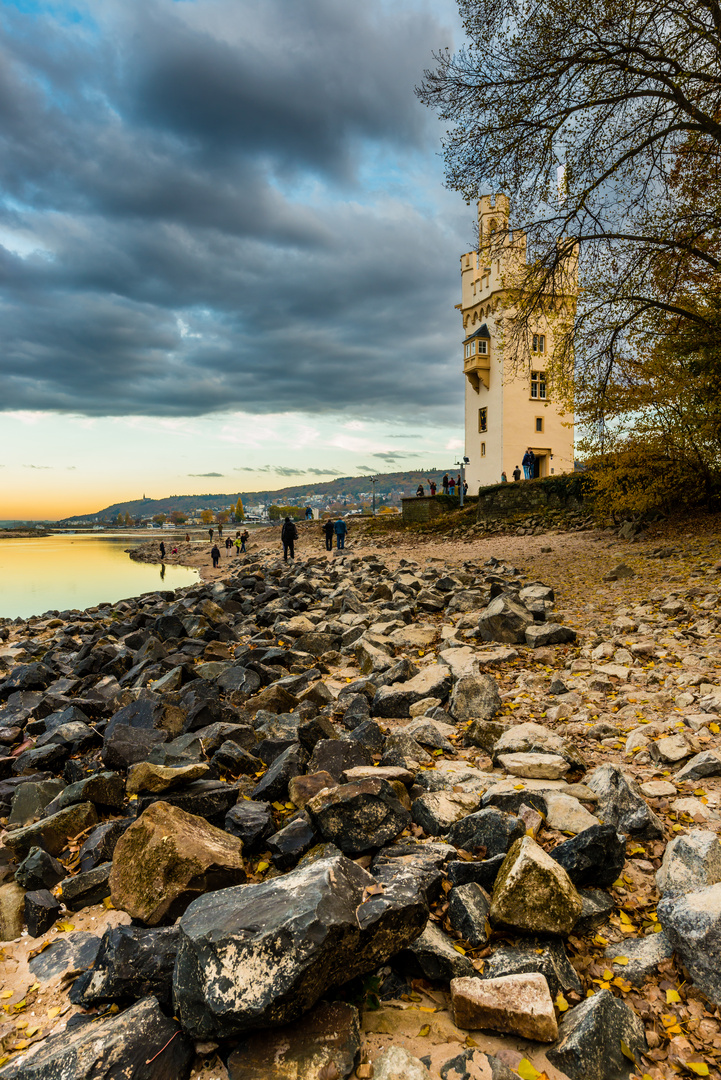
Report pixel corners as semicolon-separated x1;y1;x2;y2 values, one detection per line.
0;533;199;620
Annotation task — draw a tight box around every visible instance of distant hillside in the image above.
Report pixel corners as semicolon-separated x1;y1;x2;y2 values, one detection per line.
59;469;460;522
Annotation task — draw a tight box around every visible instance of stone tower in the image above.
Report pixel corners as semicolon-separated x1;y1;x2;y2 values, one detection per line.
459;194;576;490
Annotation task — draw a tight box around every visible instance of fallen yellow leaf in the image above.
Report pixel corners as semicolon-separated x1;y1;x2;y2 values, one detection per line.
666;988;681;1004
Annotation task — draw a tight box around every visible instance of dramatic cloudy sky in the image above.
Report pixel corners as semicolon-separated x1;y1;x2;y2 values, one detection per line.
0;0;473;518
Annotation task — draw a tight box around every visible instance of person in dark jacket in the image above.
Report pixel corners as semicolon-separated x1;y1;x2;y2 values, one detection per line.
159;541;166;560
240;529;249;553
211;544;221;567
522;448;535;479
281;517;298;561
323;518;334;551
442;473;449;494
334;518;347;550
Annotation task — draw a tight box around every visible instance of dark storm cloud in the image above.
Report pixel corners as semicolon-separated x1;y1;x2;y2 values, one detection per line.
0;0;465;422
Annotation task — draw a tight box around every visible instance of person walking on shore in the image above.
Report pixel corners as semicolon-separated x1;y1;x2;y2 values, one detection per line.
442;473;449;494
208;527;214;542
225;536;232;554
234;536;242;556
240;529;249;553
159;541;165;560
334;517;347;550
211;543;221;568
281;516;298;561
323;518;334;551
185;533;190;542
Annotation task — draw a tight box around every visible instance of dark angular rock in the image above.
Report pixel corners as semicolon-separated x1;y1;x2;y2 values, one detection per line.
481;788;548;816
60;862;112;911
0;662;55;700
226;1000;360;1080
43;771;126;816
587;764;664;839
211;741;263;777
381;731;432;769
35;719;100;753
547;988;647;1080
25;889;60;937
307;738;372;781
478;938;582;997
267;815;317;870
372;665;452;719
445;854;506;890
5;801;98;859
446;808;525;858
0;995;194;1080
145;732;205;769
447;883;491;946
550;824;627;888
224;800;275;852
134;780;240;826
8;779;65;827
576;887;617;930
28;931;101;981
195;722;258;756
70;925;180;1008
349;719;385;753
251;743;308;802
102;723;169;770
339;694;371;730
13;742;69;775
15;846;65;890
297;714;339;753
79;818;134;872
173;850;427;1038
307;777;411;856
397;921;475;981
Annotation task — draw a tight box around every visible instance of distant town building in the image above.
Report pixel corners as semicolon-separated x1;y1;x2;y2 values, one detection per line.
460;194;576;490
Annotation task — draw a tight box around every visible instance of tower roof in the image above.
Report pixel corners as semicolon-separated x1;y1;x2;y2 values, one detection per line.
463;323;491;344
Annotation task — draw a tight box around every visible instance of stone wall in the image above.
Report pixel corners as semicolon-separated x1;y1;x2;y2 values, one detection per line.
401;496;459;524
476;474;591;521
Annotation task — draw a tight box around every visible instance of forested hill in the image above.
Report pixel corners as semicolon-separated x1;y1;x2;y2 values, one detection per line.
60;469;456;522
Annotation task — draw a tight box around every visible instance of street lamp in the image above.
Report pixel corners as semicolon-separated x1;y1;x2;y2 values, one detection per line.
455;457;470;508
369;476;378;516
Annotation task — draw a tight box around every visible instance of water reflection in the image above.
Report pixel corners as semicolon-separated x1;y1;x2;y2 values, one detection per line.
0;534;198;619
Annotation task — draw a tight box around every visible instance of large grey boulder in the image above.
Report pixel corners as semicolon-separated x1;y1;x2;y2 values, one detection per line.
656;829;721;896
173;850;427;1037
446;807;525;858
492;721;585;770
586;763;664;838
372;665;452;718
658;882;721;1006
449;674;501;721
547;989;647;1080
477;594;533;644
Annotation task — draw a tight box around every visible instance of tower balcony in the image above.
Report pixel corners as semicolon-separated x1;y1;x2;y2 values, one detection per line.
463;346;490;391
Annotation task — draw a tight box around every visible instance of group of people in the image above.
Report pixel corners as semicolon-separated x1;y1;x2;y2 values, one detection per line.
282;516;348;561
207;529;250;567
416;473;467;498
500;448;537;484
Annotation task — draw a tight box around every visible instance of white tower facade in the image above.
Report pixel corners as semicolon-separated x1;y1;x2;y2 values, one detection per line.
459;195;576;491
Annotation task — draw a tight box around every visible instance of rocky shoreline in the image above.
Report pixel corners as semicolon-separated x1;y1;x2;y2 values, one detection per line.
1;528;721;1079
